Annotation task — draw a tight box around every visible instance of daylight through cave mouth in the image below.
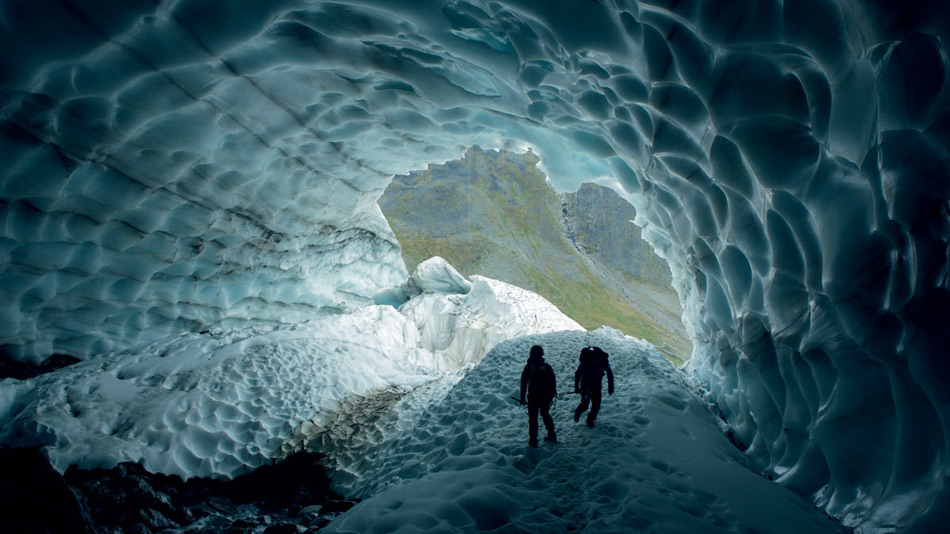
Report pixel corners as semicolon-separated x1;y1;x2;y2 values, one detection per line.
1;1;949;531
377;146;690;362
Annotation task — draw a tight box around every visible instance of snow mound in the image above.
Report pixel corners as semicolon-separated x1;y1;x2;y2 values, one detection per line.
400;272;584;371
324;329;845;534
0;306;435;479
408;257;474;295
0;262;582;480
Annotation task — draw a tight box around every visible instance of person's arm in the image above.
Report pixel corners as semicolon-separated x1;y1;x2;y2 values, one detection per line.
520;365;529;404
606;363;614;395
574;366;581;392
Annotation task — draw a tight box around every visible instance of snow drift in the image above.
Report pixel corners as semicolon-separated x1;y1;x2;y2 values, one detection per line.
0;258;581;479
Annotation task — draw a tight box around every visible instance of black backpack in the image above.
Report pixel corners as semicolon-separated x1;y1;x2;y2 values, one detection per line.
529;363;556;400
579;346;609;382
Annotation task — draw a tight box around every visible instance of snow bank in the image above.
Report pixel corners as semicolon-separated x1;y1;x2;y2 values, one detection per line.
0;259;581;480
396;258;584;370
0;306;433;479
324;328;845;533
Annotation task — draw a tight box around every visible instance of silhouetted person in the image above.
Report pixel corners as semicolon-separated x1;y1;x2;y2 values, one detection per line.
574;346;614;427
520;344;557;447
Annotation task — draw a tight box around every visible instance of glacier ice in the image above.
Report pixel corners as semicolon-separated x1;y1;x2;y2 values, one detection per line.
0;260;579;479
1;0;949;531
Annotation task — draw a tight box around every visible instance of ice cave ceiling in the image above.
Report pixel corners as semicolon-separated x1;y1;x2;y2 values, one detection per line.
1;0;949;531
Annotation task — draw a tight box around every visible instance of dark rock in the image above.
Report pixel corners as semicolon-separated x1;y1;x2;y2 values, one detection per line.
321;500;356;514
560;182;672;286
0;447;92;533
61;451;344;533
264;523;302;534
139;507;179;530
308;515;334;530
0;352;81;379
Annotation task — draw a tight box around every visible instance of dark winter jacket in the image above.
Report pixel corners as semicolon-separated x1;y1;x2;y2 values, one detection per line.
520;354;557;404
574;346;614;394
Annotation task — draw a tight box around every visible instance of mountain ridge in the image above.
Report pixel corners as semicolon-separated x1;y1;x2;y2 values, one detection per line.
378;147;689;362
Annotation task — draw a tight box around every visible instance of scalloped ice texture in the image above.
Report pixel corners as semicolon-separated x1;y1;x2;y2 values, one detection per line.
0;0;949;531
0;260;582;480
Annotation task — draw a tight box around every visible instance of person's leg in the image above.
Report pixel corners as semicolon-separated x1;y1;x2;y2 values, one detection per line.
540;401;556;441
587;386;603;425
528;402;540;444
574;386;590;423
574;388;590;422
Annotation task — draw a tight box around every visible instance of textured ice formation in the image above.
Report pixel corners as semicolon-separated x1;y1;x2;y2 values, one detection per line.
376;256;474;303
382;256;583;370
0;261;580;479
1;1;949;531
1;306;434;479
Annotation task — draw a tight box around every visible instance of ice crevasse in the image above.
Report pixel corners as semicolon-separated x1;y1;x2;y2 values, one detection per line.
1;1;949;532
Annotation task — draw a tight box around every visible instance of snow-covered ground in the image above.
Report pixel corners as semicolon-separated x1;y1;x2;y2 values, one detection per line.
324;329;845;534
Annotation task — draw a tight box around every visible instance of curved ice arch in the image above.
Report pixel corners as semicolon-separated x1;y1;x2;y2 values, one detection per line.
1;0;949;531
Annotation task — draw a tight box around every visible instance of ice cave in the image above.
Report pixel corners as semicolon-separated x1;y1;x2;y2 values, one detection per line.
1;1;949;532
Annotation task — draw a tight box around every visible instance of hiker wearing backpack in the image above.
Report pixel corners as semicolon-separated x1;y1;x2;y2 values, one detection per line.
520;344;558;447
573;346;614;427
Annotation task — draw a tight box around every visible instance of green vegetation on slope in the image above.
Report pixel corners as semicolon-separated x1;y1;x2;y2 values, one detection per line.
379;147;689;363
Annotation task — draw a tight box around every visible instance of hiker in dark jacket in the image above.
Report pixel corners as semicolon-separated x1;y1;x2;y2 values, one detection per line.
573;346;614;427
520;344;557;447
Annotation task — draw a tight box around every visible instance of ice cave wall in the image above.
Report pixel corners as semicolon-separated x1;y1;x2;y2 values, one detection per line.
1;0;949;531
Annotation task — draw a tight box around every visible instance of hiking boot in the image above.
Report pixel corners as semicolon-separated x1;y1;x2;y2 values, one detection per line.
586;419;595;428
529;438;539;448
573;411;580;423
544;435;558;444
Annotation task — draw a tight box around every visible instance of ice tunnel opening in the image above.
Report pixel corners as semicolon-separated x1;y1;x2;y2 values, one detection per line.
0;0;948;531
376;144;692;363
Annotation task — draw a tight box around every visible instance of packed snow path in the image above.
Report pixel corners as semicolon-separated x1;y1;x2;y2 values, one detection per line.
325;330;844;533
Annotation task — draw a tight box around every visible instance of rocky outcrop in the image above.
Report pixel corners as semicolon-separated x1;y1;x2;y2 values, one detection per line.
379;148;689;361
560;182;672;288
0;447;350;533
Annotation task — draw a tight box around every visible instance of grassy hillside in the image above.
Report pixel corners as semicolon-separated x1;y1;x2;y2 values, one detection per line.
379;147;689;362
